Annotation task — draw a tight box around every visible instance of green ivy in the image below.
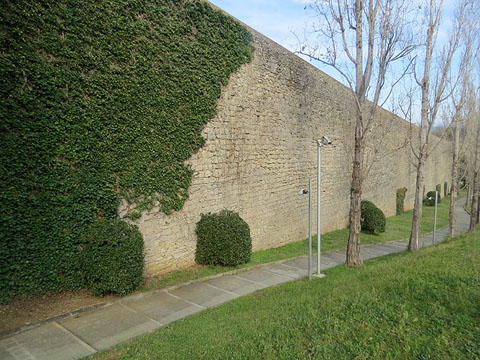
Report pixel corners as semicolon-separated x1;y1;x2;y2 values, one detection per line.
0;0;254;302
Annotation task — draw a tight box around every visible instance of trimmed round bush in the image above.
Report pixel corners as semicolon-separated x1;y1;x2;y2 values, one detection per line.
195;210;252;267
79;218;144;296
361;200;386;234
424;191;441;206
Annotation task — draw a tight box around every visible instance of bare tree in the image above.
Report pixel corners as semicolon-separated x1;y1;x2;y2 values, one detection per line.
297;0;414;266
468;98;480;231
448;17;477;237
408;0;469;251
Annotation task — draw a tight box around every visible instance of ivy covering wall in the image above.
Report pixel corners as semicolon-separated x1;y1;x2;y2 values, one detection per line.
0;0;254;302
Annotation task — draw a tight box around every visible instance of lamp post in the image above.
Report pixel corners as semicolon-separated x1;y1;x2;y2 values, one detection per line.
433;190;438;244
300;186;312;279
308;178;313;279
315;136;332;278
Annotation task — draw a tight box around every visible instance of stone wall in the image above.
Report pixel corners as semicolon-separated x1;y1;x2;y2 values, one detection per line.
132;20;451;275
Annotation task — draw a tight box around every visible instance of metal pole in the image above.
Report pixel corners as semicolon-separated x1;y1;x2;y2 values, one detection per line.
433;190;438;244
308;178;313;280
317;142;321;276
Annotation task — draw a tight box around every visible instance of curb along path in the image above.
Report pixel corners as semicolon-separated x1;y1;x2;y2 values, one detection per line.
0;199;471;360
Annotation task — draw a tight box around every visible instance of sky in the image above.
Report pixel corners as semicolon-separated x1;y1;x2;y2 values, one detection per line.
208;0;458;62
208;0;461;118
209;0;355;89
209;0;312;51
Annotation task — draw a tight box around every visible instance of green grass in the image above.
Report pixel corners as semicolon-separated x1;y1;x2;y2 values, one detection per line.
92;229;480;360
143;195;458;291
465;204;472;214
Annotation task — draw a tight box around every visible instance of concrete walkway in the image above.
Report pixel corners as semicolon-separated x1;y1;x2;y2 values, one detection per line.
0;199;471;360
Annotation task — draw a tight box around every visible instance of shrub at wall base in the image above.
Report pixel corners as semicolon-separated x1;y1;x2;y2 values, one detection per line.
361;200;386;234
195;210;252;267
424;191;441;206
396;187;408;215
79;218;144;297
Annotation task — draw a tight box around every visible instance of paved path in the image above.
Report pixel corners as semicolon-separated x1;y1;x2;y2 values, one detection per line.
0;199;471;360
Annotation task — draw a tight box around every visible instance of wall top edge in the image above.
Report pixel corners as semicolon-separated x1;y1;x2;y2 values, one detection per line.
205;0;452;142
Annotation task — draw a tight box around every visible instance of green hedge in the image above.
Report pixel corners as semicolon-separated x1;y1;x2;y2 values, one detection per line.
361;200;386;234
0;0;253;302
396;187;407;215
424;191;441;206
195;210;252;267
79;218;144;296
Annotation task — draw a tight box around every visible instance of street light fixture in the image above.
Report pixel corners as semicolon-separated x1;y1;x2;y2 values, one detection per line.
315;136;333;278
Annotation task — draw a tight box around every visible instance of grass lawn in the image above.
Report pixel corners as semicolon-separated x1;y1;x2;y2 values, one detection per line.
92;229;480;359
144;195;458;291
465;204;472;214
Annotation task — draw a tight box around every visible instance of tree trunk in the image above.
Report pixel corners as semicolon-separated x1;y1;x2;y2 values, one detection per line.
449;183;457;237
466;183;471;207
409;147;426;251
469;115;480;231
346;126;364;267
345;0;364;267
410;0;434;250
449;121;460;237
477;194;480;224
469;171;478;231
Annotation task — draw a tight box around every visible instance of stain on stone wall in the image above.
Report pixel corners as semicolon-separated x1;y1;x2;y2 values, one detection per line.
130;24;451;276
